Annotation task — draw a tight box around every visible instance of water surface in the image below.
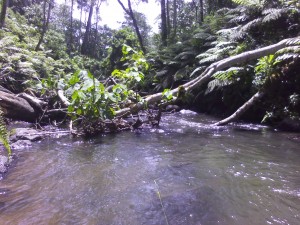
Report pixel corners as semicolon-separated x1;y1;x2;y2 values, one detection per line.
0;112;299;225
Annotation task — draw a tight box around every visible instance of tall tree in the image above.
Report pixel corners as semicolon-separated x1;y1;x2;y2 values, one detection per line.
35;0;52;51
172;0;177;39
117;0;146;53
0;0;9;28
69;0;74;53
160;0;168;46
122;11;151;48
81;0;95;55
199;0;203;23
166;0;171;36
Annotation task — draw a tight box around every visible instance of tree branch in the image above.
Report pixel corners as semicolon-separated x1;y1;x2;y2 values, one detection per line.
213;91;264;126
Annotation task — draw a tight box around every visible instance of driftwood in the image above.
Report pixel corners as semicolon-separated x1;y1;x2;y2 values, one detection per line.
115;36;299;123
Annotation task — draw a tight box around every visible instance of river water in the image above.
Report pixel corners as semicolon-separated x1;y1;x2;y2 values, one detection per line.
0;112;299;225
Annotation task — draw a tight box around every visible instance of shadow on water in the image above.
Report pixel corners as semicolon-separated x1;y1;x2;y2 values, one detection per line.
0;112;299;225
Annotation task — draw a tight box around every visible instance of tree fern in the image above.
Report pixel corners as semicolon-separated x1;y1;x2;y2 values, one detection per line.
231;0;265;6
205;67;245;94
0;108;11;156
262;8;287;23
275;43;300;62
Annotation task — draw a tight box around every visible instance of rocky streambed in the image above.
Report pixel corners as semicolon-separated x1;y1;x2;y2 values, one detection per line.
0;124;69;179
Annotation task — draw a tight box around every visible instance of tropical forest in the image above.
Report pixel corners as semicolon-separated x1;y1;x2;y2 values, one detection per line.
0;0;299;224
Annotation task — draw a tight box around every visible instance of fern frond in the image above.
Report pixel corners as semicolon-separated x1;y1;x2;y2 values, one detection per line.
190;66;206;78
286;37;300;45
276;53;300;61
205;79;231;94
196;52;212;60
215;46;236;55
276;46;300;55
262;8;286;23
174;51;195;60
0;109;11;156
231;0;265;6
215;41;236;48
199;54;223;65
231;30;247;41
229;15;249;24
241;18;262;32
213;67;244;81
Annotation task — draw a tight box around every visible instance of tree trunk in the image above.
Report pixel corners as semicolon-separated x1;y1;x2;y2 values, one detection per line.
69;0;74;53
0;0;9;28
127;0;146;53
161;0;168;46
115;36;299;118
199;0;203;23
0;91;37;122
166;0;171;37
35;0;52;51
171;0;177;42
192;0;198;23
214;91;264;126
117;0;146;54
81;0;94;55
79;3;83;52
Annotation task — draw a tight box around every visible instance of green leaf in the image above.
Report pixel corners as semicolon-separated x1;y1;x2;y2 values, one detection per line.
82;79;94;91
72;90;79;101
112;69;123;77
76;108;82;115
107;93;117;102
69;73;80;85
162;89;174;101
68;105;74;112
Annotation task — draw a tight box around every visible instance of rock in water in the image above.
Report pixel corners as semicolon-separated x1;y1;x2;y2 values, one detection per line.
0;155;8;173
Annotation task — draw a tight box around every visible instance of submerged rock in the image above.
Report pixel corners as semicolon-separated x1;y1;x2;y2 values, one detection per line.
10;128;44;142
179;109;198;115
11;140;32;149
0;155;8;173
166;105;181;112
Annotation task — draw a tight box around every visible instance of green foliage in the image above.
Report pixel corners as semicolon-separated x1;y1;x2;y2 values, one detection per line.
253;54;278;87
0;109;11;156
65;70;117;120
231;0;265;6
41;45;148;123
162;89;174;101
112;45;148;85
206;67;245;94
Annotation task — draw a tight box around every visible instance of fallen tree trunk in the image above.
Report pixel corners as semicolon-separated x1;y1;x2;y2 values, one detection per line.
115;36;299;118
0;91;37;122
214;91;264;126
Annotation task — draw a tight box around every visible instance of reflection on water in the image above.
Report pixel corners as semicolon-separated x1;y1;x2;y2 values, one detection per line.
0;112;300;225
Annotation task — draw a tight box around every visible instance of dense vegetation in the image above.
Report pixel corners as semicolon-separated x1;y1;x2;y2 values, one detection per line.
0;0;299;153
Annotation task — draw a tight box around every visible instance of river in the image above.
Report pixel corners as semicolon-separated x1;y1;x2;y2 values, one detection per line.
0;111;299;225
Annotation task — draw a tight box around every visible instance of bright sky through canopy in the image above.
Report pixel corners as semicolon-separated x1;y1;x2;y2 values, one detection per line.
100;1;160;32
56;0;160;33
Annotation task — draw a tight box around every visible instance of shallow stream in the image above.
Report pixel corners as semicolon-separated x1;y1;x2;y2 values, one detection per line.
0;112;299;225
